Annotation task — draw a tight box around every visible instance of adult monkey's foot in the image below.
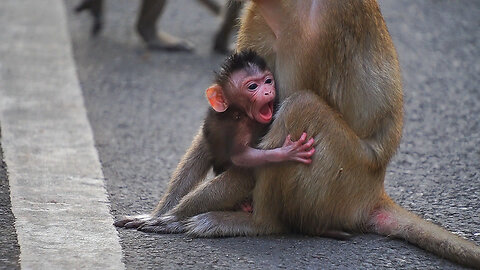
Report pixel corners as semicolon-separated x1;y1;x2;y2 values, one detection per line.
140;30;194;52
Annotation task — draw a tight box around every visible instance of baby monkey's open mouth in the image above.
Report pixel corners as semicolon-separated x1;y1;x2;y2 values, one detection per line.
259;101;274;122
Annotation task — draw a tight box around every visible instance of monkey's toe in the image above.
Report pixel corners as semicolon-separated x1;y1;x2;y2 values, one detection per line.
114;214;150;228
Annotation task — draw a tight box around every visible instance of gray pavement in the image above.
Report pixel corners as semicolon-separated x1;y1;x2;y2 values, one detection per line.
0;0;123;269
0;0;478;269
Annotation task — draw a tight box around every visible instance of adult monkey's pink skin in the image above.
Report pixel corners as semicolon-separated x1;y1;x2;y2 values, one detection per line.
115;1;480;268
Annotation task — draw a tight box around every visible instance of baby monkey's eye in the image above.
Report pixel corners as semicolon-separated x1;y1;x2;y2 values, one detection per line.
248;83;258;90
265;78;273;84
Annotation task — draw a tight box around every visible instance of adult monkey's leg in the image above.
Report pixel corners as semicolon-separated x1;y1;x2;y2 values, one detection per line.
136;0;193;51
213;0;243;54
115;128;212;228
74;0;103;36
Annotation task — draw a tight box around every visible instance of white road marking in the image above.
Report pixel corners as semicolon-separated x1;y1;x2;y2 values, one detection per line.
0;1;124;269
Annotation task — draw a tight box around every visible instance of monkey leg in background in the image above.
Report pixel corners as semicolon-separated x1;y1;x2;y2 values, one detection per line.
75;0;198;51
213;0;243;54
74;0;103;36
74;0;238;53
136;0;193;51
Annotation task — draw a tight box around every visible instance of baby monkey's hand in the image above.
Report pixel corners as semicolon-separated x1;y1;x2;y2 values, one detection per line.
280;132;315;164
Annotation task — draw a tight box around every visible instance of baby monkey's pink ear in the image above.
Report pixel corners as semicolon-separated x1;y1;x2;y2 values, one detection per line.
206;84;229;112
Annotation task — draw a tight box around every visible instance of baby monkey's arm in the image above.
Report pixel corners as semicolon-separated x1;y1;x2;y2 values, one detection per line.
231;132;315;167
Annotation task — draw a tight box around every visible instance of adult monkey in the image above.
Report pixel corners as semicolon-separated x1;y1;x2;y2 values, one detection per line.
116;0;480;267
75;0;222;51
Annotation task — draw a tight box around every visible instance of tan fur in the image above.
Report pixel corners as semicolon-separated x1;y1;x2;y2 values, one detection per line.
235;1;479;267
116;0;480;267
230;0;399;233
236;0;402;231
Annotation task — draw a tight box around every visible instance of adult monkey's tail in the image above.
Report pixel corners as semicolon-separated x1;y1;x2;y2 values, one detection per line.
369;195;480;269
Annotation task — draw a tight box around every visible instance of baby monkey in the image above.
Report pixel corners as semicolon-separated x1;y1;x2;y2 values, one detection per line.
203;51;315;212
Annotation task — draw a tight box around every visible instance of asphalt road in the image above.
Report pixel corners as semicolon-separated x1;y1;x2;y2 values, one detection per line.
63;0;479;269
0;145;20;270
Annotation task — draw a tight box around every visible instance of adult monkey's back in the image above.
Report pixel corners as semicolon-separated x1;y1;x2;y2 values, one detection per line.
116;0;480;267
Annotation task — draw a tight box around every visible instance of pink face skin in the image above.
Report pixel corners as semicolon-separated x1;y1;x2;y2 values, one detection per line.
229;68;276;124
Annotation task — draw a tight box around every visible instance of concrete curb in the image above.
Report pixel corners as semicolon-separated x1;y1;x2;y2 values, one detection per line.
0;1;124;269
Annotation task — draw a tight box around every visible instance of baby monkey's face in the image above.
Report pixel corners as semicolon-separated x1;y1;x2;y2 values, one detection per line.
229;68;276;124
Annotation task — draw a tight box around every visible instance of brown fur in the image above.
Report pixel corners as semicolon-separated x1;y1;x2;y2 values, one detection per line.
115;0;480;267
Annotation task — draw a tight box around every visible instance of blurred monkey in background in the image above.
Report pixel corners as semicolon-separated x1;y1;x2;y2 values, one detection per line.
75;0;242;53
213;1;243;54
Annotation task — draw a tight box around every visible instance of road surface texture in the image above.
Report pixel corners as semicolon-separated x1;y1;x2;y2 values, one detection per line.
0;0;478;269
